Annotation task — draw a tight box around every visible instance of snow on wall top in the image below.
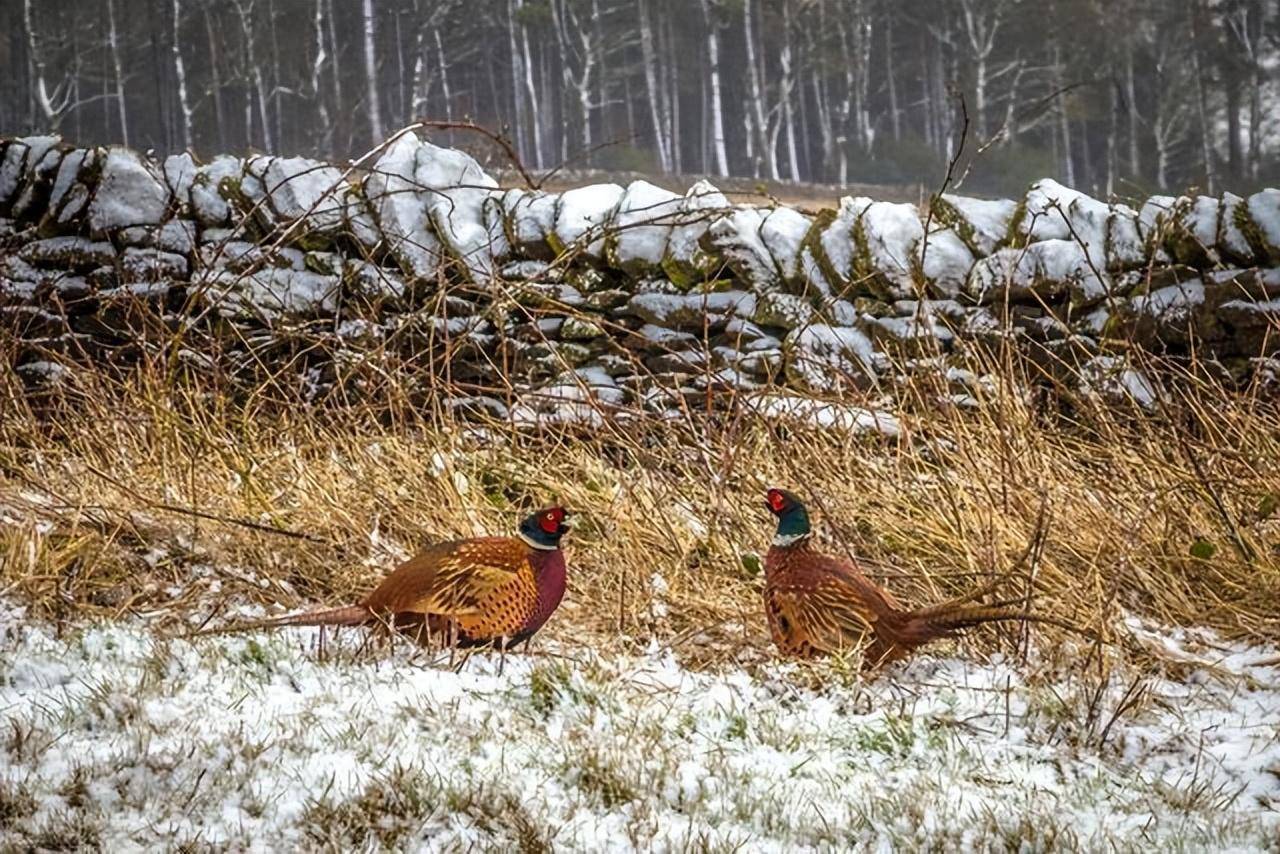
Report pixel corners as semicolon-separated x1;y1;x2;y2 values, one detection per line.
2;132;1280;418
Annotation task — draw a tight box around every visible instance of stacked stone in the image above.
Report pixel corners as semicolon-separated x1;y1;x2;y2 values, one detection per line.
2;132;1278;420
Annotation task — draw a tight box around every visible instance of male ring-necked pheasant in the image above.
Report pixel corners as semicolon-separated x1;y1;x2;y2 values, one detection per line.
763;488;1062;668
195;506;571;649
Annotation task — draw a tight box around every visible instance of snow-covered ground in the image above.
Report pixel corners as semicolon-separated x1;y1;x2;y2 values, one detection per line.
1;612;1277;851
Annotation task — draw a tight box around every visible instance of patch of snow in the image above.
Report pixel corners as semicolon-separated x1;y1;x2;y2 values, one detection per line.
0;614;1275;850
748;393;901;438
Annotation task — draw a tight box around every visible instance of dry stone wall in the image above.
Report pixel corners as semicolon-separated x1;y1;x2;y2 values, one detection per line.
2;132;1279;423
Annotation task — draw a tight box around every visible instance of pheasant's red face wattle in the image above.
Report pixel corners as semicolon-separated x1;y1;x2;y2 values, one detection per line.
539;507;567;534
766;489;787;514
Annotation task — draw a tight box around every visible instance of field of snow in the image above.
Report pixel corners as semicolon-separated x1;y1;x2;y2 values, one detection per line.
1;611;1277;851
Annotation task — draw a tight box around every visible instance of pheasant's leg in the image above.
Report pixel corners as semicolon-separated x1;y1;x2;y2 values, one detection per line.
498;638;509;676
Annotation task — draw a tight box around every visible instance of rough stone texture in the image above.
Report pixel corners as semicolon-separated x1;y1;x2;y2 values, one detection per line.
3;134;1279;418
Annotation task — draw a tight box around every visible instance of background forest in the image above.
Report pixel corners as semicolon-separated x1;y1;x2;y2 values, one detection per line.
1;0;1277;197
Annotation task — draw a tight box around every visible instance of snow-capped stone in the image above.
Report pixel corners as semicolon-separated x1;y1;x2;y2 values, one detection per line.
664;180;731;288
624;290;757;328
1166;195;1221;266
553;183;625;258
0;135;60;208
853;201;923;299
759;207;812;286
1078;355;1160;410
705;206;776;290
809;196;870;290
608;180;681;273
190;156;242;227
205;268;340;319
1106;204;1146;269
1218;193;1256;265
363;133;444;278
163;153;198;210
121;247;189;280
782;323;880;393
1245;189;1280;261
752;290;815;330
500;188;561;258
966;240;1111;307
917;227;974;298
88;147;170;234
261;156;347;233
20;237;117;269
1016;179;1105;246
415;139;504;280
935;193;1015;255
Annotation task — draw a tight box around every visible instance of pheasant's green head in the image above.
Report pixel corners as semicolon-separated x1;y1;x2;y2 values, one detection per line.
520;506;571;550
765;488;812;543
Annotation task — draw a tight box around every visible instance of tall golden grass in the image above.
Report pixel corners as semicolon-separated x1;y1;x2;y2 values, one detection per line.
1;338;1277;668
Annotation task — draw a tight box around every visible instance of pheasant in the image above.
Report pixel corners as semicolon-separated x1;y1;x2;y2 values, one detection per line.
193;506;571;650
762;488;1065;668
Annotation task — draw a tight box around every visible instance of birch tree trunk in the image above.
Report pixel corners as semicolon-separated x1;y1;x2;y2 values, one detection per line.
699;0;730;177
780;2;800;182
743;0;775;179
311;0;333;153
435;29;454;123
361;0;384;143
507;0;530;163
518;4;543;168
172;0;193;151
639;0;671;172
106;0;129;146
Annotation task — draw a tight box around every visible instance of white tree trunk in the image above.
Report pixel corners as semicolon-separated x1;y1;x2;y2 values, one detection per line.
699;0;729;177
434;29;453;123
519;8;543;168
742;0;775;179
172;0;194;150
639;0;671;172
361;0;384;142
312;0;334;151
106;0;129;145
507;0;529;163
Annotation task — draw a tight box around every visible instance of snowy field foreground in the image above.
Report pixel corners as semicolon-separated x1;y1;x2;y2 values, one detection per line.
1;614;1278;852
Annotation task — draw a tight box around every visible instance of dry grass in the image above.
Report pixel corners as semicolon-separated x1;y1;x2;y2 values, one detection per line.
1;344;1278;669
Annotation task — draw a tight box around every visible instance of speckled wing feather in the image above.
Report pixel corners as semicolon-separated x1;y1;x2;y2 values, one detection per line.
362;537;533;617
766;547;904;655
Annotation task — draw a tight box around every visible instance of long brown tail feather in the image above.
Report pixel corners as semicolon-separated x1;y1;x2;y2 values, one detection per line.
184;605;371;638
866;604;1094;669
